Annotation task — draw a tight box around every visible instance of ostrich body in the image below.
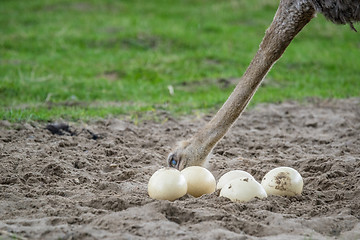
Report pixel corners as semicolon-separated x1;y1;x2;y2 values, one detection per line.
168;0;360;170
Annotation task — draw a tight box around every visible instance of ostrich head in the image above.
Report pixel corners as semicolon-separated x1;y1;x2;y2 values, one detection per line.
167;139;208;170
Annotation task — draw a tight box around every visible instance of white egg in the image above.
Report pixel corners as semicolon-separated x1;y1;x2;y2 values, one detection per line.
181;166;216;197
148;168;187;201
217;170;255;190
220;177;267;202
261;167;303;196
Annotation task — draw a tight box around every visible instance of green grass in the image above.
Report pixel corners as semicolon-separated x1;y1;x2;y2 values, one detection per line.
1;0;359;122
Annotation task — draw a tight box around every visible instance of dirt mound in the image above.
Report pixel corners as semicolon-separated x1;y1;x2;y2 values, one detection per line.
0;98;359;240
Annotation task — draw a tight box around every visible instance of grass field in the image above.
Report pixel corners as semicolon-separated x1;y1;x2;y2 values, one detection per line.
1;0;359;122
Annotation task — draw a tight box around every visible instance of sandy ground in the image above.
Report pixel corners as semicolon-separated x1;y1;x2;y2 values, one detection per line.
0;98;359;240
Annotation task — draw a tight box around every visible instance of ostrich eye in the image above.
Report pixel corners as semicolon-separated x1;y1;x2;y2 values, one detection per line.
170;158;177;167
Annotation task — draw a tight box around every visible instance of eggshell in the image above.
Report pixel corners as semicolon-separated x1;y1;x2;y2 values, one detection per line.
261;167;303;196
148;168;187;201
217;170;254;190
181;166;216;197
220;177;267;202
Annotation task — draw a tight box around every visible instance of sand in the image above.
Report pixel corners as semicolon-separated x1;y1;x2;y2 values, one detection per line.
0;98;359;240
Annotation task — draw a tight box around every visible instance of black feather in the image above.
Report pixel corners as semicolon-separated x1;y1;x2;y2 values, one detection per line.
311;0;360;31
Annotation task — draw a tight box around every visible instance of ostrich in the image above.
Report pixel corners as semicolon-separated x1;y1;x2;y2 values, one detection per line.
167;0;359;170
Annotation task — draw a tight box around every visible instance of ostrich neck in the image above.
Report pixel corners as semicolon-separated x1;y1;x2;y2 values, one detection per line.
191;0;315;158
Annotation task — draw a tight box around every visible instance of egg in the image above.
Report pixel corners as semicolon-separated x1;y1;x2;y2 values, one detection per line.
220;177;267;202
217;170;254;190
261;167;303;196
181;166;216;197
148;168;187;201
